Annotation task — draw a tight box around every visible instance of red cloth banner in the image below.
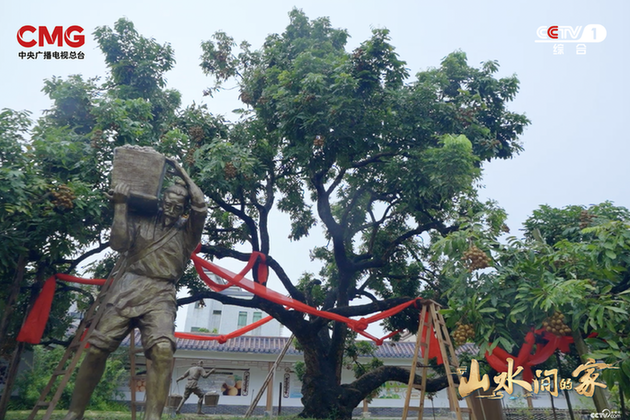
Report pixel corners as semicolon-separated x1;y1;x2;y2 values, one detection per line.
16;277;57;344
17;247;423;347
484;329;575;383
56;273;106;286
191;248;421;345
16;275;107;343
175;315;274;343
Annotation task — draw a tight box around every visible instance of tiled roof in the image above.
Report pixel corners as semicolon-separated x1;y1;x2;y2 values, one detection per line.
123;335;478;359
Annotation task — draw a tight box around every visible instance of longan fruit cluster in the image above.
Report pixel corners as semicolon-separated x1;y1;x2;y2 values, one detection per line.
462;245;491;271
579;210;595;229
224;162;237;179
185;146;197;166
239;90;253;105
51;185;76;210
543;312;571;336
313;135;325;147
452;322;475;346
189;125;205;144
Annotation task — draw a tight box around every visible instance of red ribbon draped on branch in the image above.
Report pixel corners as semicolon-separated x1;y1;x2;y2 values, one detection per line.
175;315;274;343
17;247;421;346
191;246;419;344
16;274;106;344
485;329;574;382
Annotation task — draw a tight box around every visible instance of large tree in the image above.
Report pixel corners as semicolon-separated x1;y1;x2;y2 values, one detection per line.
188;9;528;418
1;12;529;419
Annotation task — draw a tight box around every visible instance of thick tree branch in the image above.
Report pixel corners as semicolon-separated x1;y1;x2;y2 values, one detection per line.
209;192;260;251
201;244;250;261
354;289;378;303
321;287;339;311
177;291;259;308
57;283;96;307
325;296;416;318
309;296;416;331
266;255;305;301
325;167;346;196
256;177;275;256
611;270;630;295
60;242;111;273
199;245;305;301
341;184;370;230
312;171;351;276
340;365;455;409
351;220;458;273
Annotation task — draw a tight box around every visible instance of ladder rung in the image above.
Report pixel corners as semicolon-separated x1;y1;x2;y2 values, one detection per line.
407;406;420;411
36;401;51;407
96;295;109;304
412;384;422;390
53;370;67;376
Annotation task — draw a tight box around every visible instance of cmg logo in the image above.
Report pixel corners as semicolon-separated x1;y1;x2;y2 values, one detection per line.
17;26;85;48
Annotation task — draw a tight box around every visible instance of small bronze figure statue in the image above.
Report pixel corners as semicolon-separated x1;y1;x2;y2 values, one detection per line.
175;361;215;414
63;155;206;420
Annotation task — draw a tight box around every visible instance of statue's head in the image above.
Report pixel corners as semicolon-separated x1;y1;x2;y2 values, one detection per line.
161;180;189;225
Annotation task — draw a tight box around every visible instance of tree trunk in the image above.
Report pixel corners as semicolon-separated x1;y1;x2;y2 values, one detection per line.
555;351;575;420
298;339;455;420
572;331;610;412
0;255;27;345
299;344;355;419
0;341;26;418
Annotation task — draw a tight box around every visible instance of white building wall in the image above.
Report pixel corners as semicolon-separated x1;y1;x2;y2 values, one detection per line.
124;349;462;410
122;348;591;412
183;284;284;337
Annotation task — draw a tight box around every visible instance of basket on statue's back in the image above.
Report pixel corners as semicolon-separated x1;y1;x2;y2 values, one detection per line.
111;145;167;214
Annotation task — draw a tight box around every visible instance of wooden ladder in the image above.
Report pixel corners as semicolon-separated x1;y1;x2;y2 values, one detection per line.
402;300;468;420
27;259;125;420
244;334;294;418
129;328;147;420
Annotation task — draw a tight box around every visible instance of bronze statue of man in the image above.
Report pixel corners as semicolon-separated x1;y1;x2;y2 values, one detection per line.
175;360;215;414
64;159;206;420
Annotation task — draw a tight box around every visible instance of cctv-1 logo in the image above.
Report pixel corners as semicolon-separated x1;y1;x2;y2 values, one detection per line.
17;26;85;48
535;24;607;43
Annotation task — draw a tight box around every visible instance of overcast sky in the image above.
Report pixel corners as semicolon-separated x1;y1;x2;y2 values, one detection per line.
2;1;629;334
